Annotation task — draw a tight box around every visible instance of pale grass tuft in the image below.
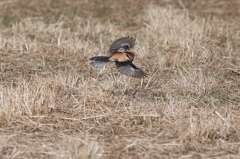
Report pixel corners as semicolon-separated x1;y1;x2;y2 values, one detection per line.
0;76;56;120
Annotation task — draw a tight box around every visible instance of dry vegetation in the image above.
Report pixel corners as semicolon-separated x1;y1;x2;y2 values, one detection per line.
0;0;240;158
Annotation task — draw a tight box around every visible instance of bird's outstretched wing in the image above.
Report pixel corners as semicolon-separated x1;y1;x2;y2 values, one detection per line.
115;61;147;78
109;37;135;54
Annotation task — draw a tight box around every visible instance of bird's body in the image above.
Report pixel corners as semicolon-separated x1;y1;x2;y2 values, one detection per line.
90;37;146;78
109;52;134;62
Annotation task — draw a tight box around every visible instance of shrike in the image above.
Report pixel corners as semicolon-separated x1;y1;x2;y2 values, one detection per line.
90;37;147;78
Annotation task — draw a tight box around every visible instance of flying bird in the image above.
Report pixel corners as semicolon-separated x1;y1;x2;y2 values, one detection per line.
90;37;147;78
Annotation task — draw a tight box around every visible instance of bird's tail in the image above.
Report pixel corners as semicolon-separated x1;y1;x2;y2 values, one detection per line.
90;56;110;69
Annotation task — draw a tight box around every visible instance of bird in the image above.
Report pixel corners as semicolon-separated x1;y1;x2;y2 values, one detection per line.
90;37;147;78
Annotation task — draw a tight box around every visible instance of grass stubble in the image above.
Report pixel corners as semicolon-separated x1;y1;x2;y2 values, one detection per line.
0;0;240;158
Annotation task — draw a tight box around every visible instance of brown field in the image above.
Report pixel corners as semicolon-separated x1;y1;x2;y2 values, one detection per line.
0;0;240;158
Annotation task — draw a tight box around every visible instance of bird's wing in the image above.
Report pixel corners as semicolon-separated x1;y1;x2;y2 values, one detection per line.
109;37;135;54
115;61;147;78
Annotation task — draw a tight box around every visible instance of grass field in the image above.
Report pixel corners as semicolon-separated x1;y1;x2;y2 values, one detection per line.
0;0;240;158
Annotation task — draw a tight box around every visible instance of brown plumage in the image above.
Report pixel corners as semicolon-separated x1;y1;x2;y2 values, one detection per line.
90;37;147;78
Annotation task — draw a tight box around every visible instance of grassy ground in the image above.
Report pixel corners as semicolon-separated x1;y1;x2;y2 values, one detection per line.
0;0;240;158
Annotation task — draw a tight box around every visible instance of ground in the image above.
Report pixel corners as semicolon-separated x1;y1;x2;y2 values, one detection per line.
0;0;240;158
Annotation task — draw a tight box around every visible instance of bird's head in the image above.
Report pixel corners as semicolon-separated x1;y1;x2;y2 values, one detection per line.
126;52;135;61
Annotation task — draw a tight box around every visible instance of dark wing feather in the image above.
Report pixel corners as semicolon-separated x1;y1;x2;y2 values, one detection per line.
109;37;136;54
115;61;147;78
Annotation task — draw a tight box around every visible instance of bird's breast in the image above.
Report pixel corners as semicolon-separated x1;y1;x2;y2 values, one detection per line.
109;53;129;62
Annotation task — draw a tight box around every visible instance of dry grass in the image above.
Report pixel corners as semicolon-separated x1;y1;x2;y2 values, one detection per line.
0;0;240;158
